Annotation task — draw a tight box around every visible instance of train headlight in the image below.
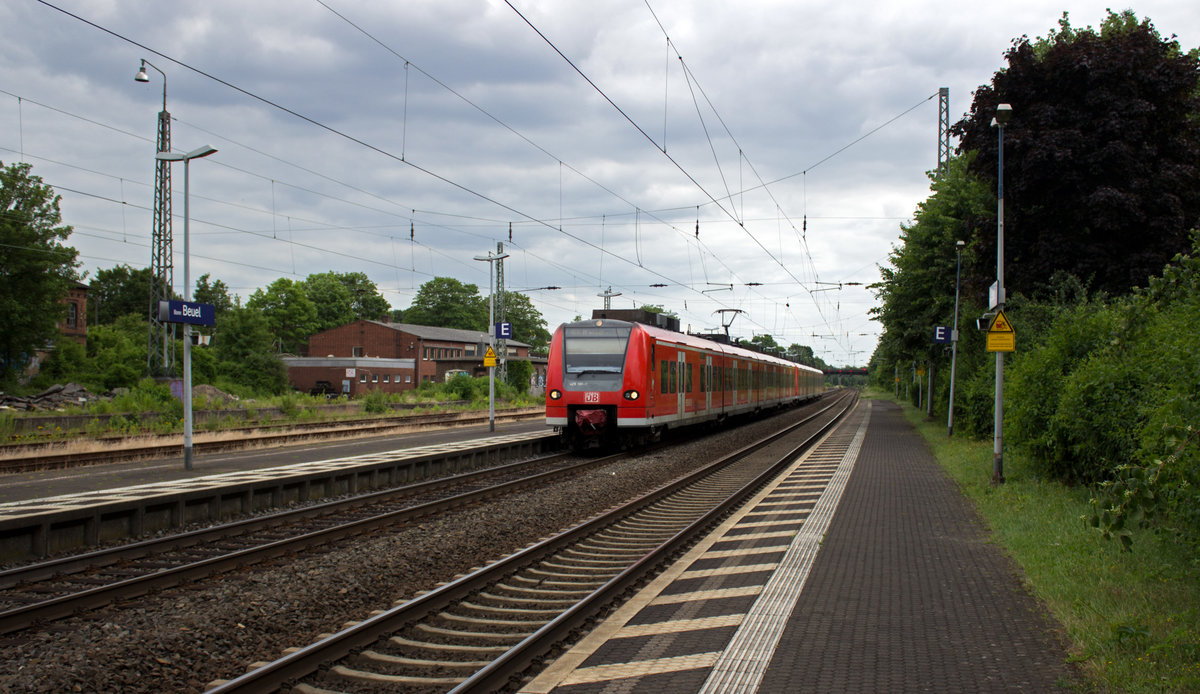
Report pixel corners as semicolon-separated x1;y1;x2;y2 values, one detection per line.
623;390;640;401
548;389;562;400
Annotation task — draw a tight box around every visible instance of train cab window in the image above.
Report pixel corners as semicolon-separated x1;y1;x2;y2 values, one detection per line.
561;324;632;391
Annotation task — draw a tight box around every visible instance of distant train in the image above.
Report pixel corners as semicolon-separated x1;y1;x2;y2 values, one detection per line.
545;312;825;450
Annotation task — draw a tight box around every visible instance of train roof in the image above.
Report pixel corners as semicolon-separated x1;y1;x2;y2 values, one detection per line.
558;318;823;374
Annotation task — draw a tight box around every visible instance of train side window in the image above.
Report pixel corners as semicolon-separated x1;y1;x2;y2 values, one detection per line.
669;361;677;393
661;361;669;394
686;363;693;393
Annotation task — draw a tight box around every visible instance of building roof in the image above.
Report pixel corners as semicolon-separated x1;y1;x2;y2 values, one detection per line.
366;321;531;348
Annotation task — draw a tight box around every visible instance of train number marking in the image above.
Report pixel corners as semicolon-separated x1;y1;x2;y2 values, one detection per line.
584;392;600;403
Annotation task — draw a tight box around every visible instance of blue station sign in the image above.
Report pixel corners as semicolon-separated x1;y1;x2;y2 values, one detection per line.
495;322;513;339
158;300;216;326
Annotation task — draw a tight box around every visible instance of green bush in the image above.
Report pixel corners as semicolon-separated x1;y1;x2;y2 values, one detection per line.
359;388;392;414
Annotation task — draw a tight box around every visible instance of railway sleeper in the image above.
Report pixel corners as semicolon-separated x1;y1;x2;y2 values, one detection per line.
354;649;491;670
437;610;546;628
415;623;525;642
477;590;579;606
390;635;510;654
326;664;463;687
458;600;563;618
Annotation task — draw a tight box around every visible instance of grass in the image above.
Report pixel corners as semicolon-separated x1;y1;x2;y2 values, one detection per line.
872;390;1200;692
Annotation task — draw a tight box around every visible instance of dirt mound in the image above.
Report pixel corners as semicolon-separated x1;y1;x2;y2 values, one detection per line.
192;384;239;405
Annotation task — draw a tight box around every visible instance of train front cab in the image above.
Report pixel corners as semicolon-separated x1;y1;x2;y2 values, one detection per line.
545;320;645;450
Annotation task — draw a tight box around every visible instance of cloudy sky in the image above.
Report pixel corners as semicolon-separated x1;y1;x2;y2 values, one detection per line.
3;1;1197;366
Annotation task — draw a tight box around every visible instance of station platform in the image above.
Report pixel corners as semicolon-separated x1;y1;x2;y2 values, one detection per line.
0;423;554;560
521;399;1079;693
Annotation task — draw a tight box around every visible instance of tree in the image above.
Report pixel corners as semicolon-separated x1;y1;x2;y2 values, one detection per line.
212;307;288;394
498;291;551;352
951;11;1200;298
747;334;780;354
193;273;235;317
246;278;318;354
0;161;79;383
403;277;487;330
301;272;356;333
88;264;154;325
300;271;391;331
870;154;993;360
331;271;390;320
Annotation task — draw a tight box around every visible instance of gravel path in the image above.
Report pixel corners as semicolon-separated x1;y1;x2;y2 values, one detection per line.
0;408;810;693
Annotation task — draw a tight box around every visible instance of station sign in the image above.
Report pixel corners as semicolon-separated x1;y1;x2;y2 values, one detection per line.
495;322;512;339
986;310;1015;352
932;326;956;344
158;300;215;326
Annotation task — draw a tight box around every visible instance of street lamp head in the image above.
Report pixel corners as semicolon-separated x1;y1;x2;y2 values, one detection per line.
134;63;150;83
956;240;965;249
994;103;1013;126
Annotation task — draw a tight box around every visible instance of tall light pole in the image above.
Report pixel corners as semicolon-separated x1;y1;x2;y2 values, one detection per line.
156;145;218;471
474;250;509;432
136;59;175;378
992;102;1012;484
947;239;965;437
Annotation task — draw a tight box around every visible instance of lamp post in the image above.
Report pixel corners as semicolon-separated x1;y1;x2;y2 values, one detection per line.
155;145;218;471
947;239;965;437
991;102;1012;484
473;250;509;432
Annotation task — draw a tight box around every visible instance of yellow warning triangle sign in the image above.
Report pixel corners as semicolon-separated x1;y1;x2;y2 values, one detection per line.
989;310;1014;333
483;345;498;367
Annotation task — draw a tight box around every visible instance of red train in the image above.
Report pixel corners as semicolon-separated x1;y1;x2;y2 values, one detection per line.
545;313;825;450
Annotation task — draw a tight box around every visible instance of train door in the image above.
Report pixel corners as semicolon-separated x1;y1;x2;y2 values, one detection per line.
704;354;712;414
676;352;687;421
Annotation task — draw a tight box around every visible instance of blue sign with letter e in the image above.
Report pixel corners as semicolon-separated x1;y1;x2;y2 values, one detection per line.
496;322;513;339
932;326;954;344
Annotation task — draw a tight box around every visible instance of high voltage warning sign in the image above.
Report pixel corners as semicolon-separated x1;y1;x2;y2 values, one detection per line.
483;345;498;367
986;310;1015;353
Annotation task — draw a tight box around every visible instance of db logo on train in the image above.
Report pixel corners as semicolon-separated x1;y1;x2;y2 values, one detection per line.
584;392;600;403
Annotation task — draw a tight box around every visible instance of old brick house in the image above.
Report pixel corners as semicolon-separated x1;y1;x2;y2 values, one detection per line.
58;281;88;345
284;320;542;396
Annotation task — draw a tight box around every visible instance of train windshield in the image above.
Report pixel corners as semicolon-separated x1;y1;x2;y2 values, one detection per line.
561;325;631;389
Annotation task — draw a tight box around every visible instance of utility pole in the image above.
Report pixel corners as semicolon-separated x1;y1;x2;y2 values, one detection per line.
938;87;950;173
136;59;175;378
496;242;507;382
597;286;620;310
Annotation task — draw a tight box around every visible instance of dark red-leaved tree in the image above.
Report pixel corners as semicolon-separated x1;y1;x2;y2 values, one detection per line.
952;11;1200;298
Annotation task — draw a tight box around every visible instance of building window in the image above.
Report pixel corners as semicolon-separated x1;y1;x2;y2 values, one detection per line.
465;345;476;355
360;373;368;383
352;346;364;357
66;302;78;329
405;375;412;383
372;374;379;382
383;374;390;383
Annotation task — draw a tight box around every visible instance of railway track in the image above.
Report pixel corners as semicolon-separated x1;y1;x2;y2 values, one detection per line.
0;447;619;636
0;408;543;473
209;390;857;693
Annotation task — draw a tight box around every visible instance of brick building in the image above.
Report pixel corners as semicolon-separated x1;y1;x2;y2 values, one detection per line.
285;320;544;396
58;281;88;345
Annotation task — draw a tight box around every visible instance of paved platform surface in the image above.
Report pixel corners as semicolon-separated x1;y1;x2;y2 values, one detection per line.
522;399;1080;693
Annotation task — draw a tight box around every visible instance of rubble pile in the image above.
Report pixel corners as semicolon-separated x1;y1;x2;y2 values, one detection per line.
0;383;106;411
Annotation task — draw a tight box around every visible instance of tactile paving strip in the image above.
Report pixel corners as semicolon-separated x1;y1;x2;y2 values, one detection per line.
521;402;870;694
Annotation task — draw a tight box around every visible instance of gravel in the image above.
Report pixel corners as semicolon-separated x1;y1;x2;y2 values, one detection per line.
0;408;811;693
